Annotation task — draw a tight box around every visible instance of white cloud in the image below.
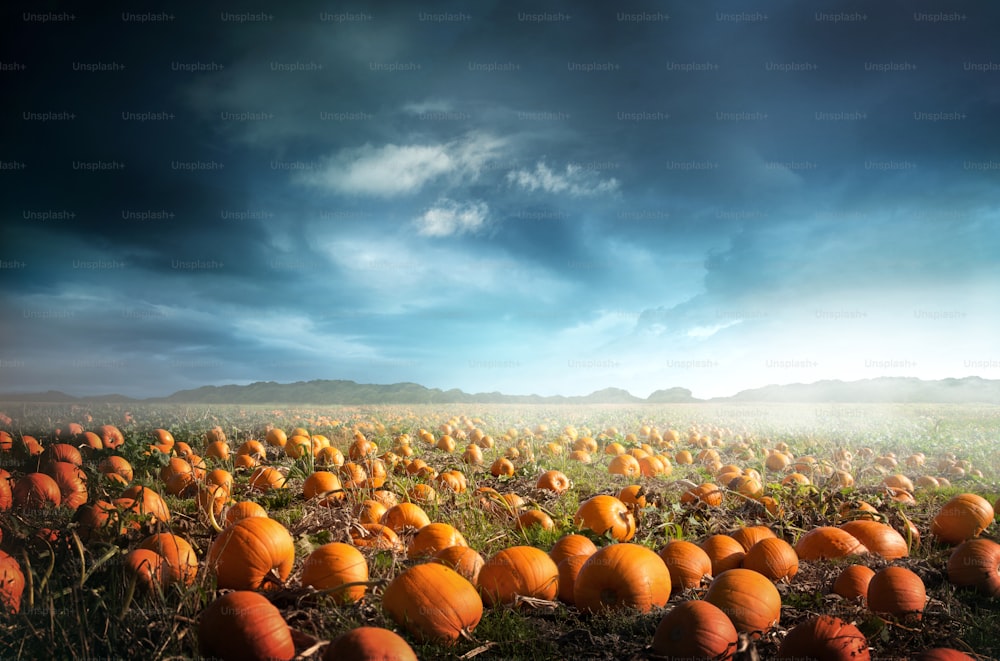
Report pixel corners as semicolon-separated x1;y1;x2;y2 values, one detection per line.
302;132;505;197
415;199;489;237
507;161;619;196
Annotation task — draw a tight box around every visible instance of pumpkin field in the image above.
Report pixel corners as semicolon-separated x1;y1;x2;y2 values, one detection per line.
0;402;998;660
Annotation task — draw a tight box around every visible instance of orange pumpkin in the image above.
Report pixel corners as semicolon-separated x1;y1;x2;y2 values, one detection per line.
700;535;746;575
43;462;88;510
730;525;776;553
207;517;295;590
931;493;994;545
794;527;868;560
248;466;287;492
741;538;799;581
574;495;635;542
704;568;781;636
833;565;875;602
659;540;713;592
0;550;25;614
381;503;431;533
301;543;369;604
556;554;590;605
478;546;559;606
350;523;403;552
303;471;342;500
433;546;485;586
99;456;134;482
680;483;723;508
535;469;570;494
516;509;555;532
549;534;598;567
12;472;62;510
867;566;926;621
574;543;671;613
138;533;199;588
382;563;482;644
115;485;171;524
652;600;738;660
96;424;125;450
408;523;468;559
323;627;417;661
777;615;870;660
839;520;908;560
198;590;294;661
225;501;268;526
946;538;1000;598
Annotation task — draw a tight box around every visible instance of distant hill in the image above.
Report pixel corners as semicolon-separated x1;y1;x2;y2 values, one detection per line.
719;376;1000;404
2;376;998;405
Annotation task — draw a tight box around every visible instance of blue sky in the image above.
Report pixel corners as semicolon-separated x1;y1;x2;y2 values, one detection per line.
2;1;999;398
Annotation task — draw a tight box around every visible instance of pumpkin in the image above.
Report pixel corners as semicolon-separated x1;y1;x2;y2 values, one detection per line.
407;483;437;503
617;484;647;509
652;600;738;660
574;543;671;613
659;540;713;592
573;495;636;542
207;516;295;590
225;501;268;526
700;534;746;575
946;538;1000;597
303;471;342;500
115;485;171;524
833;565;875;602
840;520;908;560
42;443;83;467
777;615;870;660
382;562;483;643
99;455;134;482
12;472;62;509
198;590;294;661
124;548;165;593
931;493;994;545
236;440;266;460
248;466;287;492
794;527;868;560
381;503;431;533
607;453;641;477
0;550;25;614
535;469;570;494
96;424;125;449
742;538;799;581
138;533;199;588
680;483;723;508
351;523;403;551
265;428;287;447
408;523;468;559
301;543;369;604
478;546;559;606
159;457;193;483
43;462;88;510
323;626;418;661
353;499;388;525
704;568;781;636
867;566;926;621
517;509;555;532
74;500;130;541
0;470;11;511
436;469;467;493
549;534;598;567
730;525;776;552
490;457;515;477
556;554;590;605
433;545;485;586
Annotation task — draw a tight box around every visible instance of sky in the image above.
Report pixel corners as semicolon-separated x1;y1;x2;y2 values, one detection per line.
2;1;999;400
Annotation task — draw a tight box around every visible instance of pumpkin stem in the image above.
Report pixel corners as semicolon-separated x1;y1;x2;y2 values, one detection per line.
206;498;224;533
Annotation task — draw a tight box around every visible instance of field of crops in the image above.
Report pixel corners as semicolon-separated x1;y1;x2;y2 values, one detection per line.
0;402;998;660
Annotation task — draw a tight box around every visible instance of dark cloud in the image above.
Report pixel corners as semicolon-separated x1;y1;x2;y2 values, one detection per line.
1;0;997;397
